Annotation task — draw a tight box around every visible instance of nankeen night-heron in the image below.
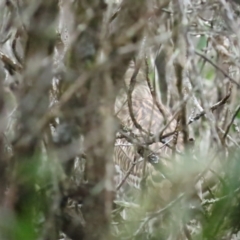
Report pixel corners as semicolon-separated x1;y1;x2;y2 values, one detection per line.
114;62;181;204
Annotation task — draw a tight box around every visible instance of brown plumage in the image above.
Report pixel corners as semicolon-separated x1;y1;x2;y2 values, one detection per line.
114;62;178;198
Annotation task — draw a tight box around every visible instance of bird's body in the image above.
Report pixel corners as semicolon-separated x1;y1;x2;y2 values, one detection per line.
114;62;178;200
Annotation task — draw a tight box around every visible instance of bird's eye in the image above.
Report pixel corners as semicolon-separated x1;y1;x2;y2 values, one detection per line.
148;153;159;164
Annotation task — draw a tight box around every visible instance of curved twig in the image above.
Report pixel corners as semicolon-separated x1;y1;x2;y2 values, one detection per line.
222;104;240;142
195;51;240;89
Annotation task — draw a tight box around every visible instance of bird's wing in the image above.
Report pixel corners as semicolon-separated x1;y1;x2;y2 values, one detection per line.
114;81;176;190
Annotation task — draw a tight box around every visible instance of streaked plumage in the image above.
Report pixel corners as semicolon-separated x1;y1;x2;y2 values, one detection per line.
114;62;178;197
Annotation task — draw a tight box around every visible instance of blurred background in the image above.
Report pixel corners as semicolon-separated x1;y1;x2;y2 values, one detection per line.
1;0;240;239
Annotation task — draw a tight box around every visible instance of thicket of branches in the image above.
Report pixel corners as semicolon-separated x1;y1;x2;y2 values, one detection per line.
1;0;240;239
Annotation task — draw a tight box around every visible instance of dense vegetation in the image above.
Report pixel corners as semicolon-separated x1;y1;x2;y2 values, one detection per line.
1;0;240;239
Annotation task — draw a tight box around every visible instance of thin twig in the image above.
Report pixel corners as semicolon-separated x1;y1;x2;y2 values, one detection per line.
116;157;142;191
188;85;232;124
175;61;188;144
145;110;181;145
195;51;240;88
145;58;167;121
172;115;181;156
218;127;240;148
118;123;175;153
127;61;151;135
142;87;231;146
222;105;240;142
133;193;184;237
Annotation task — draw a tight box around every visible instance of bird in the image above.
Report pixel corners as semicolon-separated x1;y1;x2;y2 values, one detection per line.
113;61;180;207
